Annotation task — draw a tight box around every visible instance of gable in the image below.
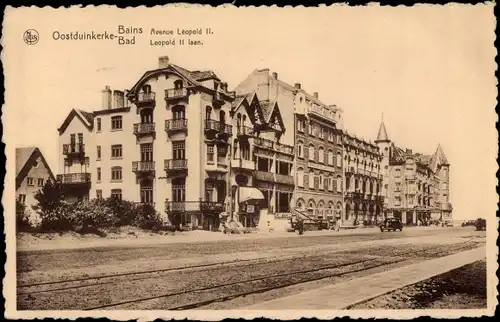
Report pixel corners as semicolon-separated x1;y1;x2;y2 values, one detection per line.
16;148;55;190
248;94;265;125
128;65;199;97
267;102;286;133
58;109;93;135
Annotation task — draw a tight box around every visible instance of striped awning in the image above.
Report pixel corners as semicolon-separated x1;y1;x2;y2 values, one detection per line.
239;187;265;203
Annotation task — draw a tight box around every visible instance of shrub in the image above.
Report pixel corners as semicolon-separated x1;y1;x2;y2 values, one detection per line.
71;199;116;234
133;203;165;231
16;201;32;232
38;203;74;232
105;197;138;227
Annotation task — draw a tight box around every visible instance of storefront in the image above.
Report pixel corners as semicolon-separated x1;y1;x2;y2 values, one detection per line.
237;186;264;228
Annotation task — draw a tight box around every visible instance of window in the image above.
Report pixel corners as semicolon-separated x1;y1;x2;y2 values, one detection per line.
172;141;186;160
18;194;26;204
328;131;334;142
111;166;122;182
309;171;314;189
111;144;123;158
328;177;334;191
314;175;319;190
319;174;324;190
172;105;186;120
297;168;304;187
308;144;314;161
172;178;186;202
96;190;103;199
111;116;123;130
317;147;324;163
336;153;342;167
395;169;401;178
26;177;34;186
37;178;44;187
297;141;304;158
97;167;101;181
33;160;39;168
297;119;305;132
206;106;212;120
308;122;314;135
96;118;102;132
97;146;101;160
111;189;122;200
140;179;154;203
140;143;153;162
395;196;401;205
337;177;342;192
207;144;214;163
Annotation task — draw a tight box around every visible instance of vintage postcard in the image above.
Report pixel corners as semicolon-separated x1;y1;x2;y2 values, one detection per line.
2;3;498;320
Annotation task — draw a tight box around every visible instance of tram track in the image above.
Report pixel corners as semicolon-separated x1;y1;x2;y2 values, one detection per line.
85;240;477;310
17;238;479;310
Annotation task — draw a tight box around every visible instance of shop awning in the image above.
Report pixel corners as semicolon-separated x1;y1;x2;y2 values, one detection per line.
239;187;265;203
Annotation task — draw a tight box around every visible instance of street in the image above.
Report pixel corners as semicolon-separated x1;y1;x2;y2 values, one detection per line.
17;227;486;310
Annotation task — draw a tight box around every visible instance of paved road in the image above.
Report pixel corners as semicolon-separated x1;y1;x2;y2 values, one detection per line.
17;227;485;310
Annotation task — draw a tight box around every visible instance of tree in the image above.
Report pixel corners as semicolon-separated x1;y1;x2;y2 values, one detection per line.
32;178;66;214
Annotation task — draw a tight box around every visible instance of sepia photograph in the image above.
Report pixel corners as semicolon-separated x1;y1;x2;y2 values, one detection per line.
2;3;497;320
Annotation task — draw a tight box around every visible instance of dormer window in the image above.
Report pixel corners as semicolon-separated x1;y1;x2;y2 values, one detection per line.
142;85;151;93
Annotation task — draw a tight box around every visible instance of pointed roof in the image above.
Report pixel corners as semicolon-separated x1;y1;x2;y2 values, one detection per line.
58;108;94;134
375;121;390;142
16;147;56;189
433;144;449;166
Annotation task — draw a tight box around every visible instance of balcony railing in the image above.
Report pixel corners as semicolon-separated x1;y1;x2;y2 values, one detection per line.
205;119;221;132
165;200;225;213
275;174;294;185
136;92;156;105
132;161;155;172
165;119;188;132
212;92;225;107
164;159;188;170
236;125;253;137
219;123;233;136
231;158;255;171
253;137;294;155
165;88;188;101
254;171;275;182
56;173;91;184
133;122;156;135
63;143;85;155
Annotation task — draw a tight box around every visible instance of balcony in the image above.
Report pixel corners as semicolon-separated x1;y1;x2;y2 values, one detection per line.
165;200;225;214
132;161;155;173
218;123;233;139
63;143;85;156
133;123;156;136
204;119;221;135
236;125;254;137
231;158;255;171
212;91;225;108
254;170;275;182
253;137;294;155
136;92;156;107
165;119;188;133
165;88;188;102
164;159;188;175
56;173;91;185
275;174;294;185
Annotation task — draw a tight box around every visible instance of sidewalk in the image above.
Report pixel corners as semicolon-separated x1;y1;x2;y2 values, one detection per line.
244;246;486;310
16;226;451;252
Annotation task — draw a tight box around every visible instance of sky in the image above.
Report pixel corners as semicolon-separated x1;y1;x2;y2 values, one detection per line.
4;4;497;220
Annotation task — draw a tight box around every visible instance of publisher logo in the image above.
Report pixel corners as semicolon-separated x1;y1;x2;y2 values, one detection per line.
24;29;39;45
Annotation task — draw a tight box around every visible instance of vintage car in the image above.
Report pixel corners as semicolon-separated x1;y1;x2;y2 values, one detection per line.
461;220;476;227
379;218;403;232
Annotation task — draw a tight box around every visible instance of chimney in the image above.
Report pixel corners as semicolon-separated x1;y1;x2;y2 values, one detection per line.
406;148;413;155
158;56;170;69
294;83;301;90
102;85;112;109
272;72;278;80
220;82;228;91
313;92;319;99
113;90;125;109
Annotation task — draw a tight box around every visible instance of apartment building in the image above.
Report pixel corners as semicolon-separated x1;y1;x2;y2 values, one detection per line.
375;121;453;225
343;132;384;225
235;70;345;229
16;147;56;211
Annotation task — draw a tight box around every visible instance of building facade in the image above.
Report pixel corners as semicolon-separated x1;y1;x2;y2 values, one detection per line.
235;69;345;229
375;121;453;225
342;133;384;225
16;147;56;211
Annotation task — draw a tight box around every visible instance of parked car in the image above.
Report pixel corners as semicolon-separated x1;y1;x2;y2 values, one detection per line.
442;220;454;227
379;218;403;232
475;218;486;231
